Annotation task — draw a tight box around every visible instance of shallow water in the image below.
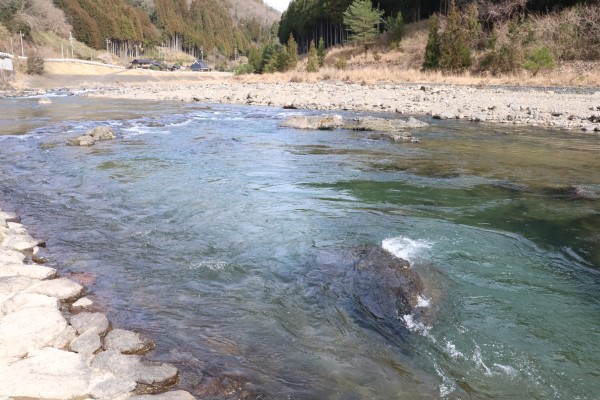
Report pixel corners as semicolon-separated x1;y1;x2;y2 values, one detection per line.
1;96;599;399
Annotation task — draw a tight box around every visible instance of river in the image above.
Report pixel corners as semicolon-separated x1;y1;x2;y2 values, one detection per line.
1;95;599;399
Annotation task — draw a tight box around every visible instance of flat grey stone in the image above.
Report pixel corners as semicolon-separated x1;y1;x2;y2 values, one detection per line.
0;276;39;294
0;292;58;315
91;349;178;385
129;390;196;400
1;233;43;251
0;262;57;280
0;248;26;264
90;377;136;400
70;312;109;335
51;325;77;349
25;277;84;300
70;328;102;355
0;347;91;399
104;328;155;354
72;296;94;311
280;115;343;130
0;307;67;358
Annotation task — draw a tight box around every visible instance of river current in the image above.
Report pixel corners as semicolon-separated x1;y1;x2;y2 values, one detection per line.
1;95;599;399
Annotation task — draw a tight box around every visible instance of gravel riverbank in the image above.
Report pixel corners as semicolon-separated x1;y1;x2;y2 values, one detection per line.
85;80;600;131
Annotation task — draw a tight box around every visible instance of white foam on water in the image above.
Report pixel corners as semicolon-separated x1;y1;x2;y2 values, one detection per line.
188;261;228;271
472;345;493;376
382;236;432;264
493;363;518;378
433;362;456;398
416;295;431;308
401;314;433;338
445;340;465;359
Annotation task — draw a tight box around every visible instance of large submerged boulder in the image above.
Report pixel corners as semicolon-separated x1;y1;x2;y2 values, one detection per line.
345;116;428;132
68;126;116;146
280;115;344;130
348;246;423;321
315;245;426;342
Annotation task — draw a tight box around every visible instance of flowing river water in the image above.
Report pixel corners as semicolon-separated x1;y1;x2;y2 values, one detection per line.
1;95;599;399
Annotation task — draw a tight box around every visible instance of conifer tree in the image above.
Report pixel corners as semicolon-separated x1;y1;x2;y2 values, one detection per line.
317;37;326;67
287;33;298;69
439;0;471;71
343;0;384;45
423;13;441;70
306;40;319;72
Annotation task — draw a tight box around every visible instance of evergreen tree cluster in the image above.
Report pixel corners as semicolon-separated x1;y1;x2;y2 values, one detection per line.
48;0;273;58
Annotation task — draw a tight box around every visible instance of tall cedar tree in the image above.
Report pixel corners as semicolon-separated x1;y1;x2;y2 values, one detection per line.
343;0;384;45
317;37;326;67
287;33;299;69
439;0;471;71
423;13;441;70
306;40;319;72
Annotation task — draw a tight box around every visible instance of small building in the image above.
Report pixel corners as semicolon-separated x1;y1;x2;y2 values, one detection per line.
190;60;211;72
129;59;161;69
0;52;14;81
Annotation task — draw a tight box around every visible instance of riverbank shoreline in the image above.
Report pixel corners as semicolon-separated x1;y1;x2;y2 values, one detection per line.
3;62;600;132
0;209;195;400
85;79;600;131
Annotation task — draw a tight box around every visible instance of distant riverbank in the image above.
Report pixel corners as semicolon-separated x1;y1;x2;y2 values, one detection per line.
5;61;600;131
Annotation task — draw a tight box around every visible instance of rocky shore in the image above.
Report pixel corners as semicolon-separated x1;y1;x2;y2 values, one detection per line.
85;80;600;132
0;210;195;400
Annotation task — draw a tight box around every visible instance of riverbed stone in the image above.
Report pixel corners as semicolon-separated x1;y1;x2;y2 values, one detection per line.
0;276;38;294
0;307;68;358
91;349;178;386
69;135;95;146
280;115;344;130
0;292;58;315
0;262;57;280
89;376;137;400
104;328;155;354
0;347;92;399
70;328;102;355
51;325;77;349
72;296;94;310
25;277;84;300
88;126;116;141
129;390;197;400
1;233;44;251
70;311;109;335
346;116;427;132
0;248;26;264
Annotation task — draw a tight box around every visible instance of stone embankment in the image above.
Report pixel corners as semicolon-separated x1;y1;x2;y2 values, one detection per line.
86;81;600;132
0;210;195;400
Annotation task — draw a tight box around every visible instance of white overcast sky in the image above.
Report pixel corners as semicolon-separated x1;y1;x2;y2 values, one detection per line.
264;0;291;12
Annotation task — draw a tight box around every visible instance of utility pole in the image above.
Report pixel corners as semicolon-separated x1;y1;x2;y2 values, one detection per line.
106;38;110;55
19;31;24;57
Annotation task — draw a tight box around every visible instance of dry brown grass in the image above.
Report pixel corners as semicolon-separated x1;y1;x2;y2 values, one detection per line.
235;58;600;88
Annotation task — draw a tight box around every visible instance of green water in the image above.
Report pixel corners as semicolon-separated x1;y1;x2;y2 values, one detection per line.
0;96;599;399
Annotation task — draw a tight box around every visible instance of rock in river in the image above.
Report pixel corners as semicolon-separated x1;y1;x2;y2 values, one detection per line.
280;115;344;130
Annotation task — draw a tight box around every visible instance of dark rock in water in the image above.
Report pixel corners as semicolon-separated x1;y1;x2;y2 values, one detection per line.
543;185;598;200
315;245;425;342
349;246;423;322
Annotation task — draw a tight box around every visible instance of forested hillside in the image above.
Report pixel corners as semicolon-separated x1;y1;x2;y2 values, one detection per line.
0;0;279;59
278;0;592;52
